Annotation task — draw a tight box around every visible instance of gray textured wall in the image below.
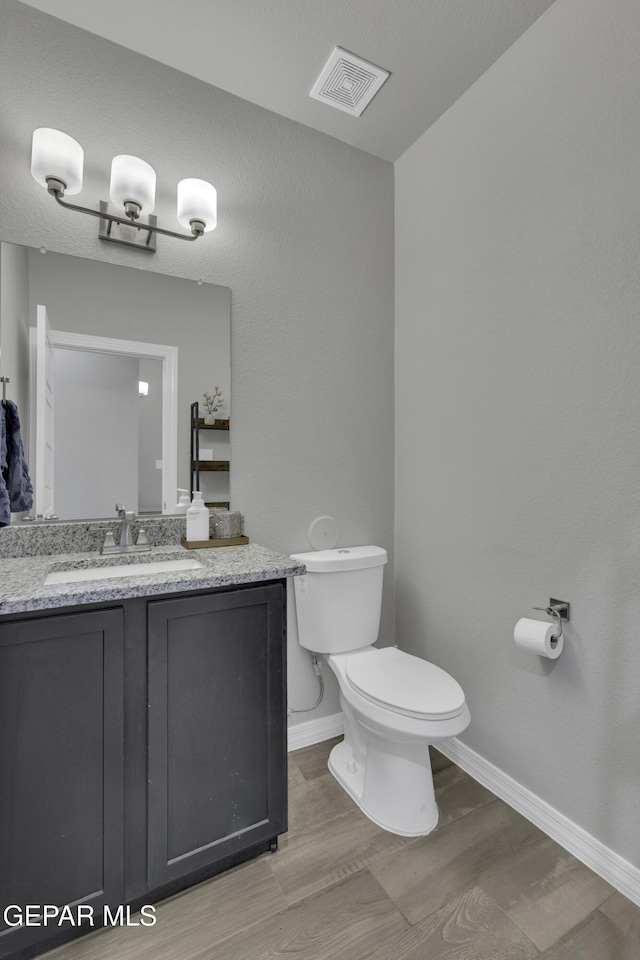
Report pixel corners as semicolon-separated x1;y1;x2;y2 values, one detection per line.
0;0;395;724
395;0;640;863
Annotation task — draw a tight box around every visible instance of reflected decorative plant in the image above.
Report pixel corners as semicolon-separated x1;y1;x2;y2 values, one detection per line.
202;388;223;415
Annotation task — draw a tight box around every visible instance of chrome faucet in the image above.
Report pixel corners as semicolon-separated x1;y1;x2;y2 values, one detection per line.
100;503;151;554
115;503;134;547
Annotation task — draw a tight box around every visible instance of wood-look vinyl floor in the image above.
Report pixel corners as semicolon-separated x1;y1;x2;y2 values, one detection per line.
44;737;640;960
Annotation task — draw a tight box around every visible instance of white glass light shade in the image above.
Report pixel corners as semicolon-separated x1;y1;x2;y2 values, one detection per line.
177;179;217;232
110;155;156;213
31;128;84;195
138;381;149;397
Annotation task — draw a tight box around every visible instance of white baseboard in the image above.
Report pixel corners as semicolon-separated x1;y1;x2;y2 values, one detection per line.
437;738;640;908
287;712;344;752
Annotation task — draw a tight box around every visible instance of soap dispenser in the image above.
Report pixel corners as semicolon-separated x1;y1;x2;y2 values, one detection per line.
186;491;210;541
175;489;190;514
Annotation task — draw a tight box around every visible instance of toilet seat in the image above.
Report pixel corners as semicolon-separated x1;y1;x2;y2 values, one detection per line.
345;647;466;721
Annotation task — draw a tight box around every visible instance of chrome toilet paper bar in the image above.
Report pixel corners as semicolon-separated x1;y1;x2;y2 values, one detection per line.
532;599;570;642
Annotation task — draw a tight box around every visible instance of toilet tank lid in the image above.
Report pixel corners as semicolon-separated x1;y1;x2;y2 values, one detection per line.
290;545;387;572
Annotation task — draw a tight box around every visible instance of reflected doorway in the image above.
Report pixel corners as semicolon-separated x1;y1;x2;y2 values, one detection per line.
30;320;178;520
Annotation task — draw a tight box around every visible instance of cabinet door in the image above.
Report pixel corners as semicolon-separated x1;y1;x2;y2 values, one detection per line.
0;609;124;958
147;584;286;889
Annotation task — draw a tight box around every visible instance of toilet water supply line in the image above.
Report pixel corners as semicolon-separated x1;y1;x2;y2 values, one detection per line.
289;655;324;714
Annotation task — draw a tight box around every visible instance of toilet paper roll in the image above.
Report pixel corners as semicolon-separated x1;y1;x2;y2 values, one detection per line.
514;617;563;659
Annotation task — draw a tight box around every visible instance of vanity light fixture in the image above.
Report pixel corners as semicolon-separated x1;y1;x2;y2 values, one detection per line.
30;128;217;253
138;381;149;397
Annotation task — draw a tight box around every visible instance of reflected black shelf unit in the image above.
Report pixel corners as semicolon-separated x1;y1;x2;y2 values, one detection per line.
189;402;230;507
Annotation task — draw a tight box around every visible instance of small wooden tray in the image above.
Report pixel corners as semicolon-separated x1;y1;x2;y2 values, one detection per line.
181;536;249;549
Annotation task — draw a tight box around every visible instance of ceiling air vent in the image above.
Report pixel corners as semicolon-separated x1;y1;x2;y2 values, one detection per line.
310;47;390;117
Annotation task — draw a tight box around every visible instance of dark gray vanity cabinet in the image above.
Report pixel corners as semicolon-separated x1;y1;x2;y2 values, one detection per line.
146;584;286;888
0;608;125;960
0;580;287;960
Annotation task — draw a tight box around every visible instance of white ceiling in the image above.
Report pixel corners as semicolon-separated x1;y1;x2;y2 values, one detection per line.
19;0;558;161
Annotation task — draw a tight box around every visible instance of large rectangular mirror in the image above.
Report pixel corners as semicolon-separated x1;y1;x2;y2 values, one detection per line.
0;243;230;522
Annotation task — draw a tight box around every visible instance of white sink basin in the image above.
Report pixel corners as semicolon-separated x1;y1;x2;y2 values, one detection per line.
44;556;204;585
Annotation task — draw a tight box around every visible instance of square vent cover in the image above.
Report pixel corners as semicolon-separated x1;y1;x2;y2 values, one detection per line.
310;46;390;117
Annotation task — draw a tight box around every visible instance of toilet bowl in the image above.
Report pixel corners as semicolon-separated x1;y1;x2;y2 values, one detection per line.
325;646;469;835
291;546;470;837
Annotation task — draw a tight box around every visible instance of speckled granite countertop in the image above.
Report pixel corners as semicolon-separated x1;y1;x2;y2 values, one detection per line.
0;543;305;616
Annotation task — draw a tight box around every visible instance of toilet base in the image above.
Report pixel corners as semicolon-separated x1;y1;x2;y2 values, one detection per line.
328;738;439;837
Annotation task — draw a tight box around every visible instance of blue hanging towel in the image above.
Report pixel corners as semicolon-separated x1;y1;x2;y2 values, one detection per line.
0;399;34;526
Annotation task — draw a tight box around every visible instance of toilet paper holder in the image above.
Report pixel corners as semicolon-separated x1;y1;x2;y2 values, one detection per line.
532;599;570;642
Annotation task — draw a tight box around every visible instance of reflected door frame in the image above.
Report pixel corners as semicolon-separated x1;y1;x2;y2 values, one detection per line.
30;327;178;515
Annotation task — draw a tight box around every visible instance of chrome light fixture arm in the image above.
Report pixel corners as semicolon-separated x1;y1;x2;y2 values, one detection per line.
48;178;205;241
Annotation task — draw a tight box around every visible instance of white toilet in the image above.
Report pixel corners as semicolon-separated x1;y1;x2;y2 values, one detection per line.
290;545;470;837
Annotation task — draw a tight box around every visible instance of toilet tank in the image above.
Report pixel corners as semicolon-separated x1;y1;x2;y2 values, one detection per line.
290;546;387;654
